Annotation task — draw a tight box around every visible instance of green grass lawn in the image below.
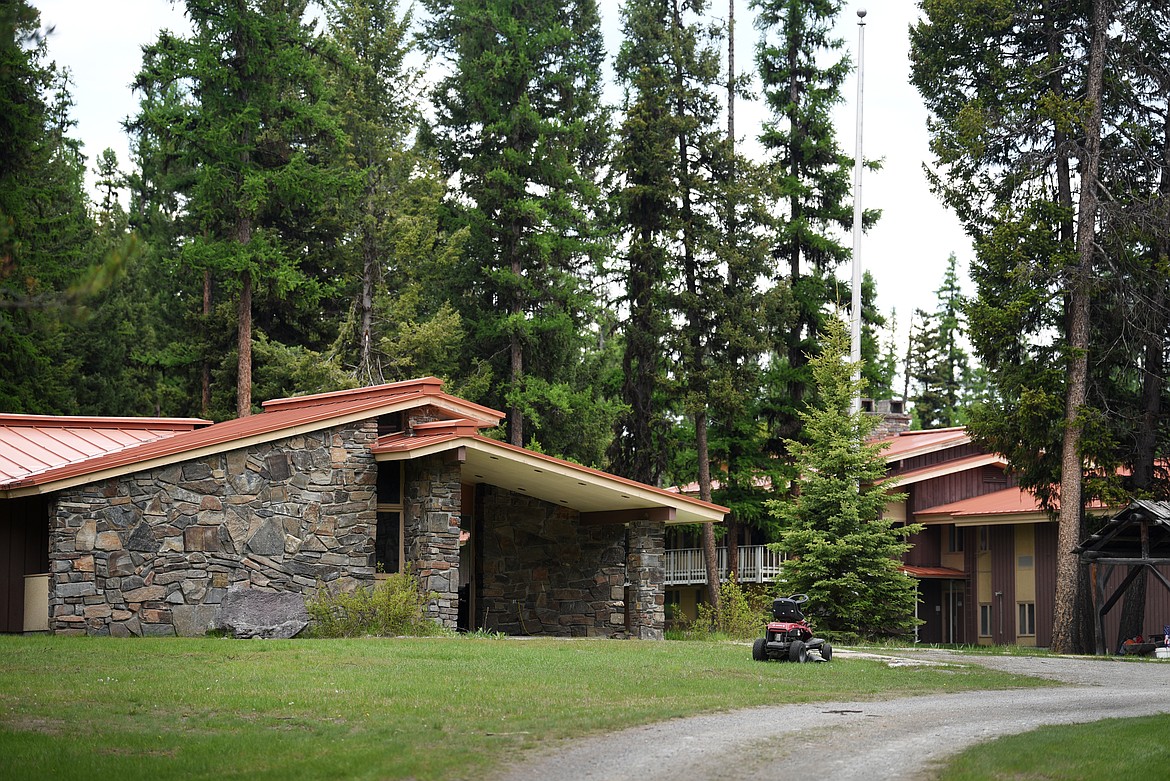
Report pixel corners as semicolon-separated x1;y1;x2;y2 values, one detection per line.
938;714;1170;780
0;635;1042;781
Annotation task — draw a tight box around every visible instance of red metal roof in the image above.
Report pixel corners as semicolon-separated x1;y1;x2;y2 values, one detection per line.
874;427;970;461
916;486;1042;520
0;414;210;486
0;380;502;495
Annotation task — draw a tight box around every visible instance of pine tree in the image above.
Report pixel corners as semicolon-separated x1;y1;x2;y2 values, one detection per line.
133;0;351;418
768;318;919;638
753;0;860;444
422;0;611;451
0;3;97;412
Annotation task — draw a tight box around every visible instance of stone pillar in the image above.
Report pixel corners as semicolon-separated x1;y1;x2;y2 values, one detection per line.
627;518;666;640
404;454;461;628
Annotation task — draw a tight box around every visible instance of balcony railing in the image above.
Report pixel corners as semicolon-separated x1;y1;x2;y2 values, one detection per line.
664;545;785;586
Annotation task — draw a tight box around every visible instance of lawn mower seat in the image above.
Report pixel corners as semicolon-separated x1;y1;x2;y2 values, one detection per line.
771;598;804;622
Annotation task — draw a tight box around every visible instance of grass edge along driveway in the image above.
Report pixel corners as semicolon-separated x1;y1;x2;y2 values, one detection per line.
0;636;1047;781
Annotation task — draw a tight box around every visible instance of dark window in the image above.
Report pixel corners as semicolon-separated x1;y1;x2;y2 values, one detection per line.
947;525;964;553
377;413;403;437
375;511;401;574
1017;602;1036;636
378;462;402;505
980;604;992;636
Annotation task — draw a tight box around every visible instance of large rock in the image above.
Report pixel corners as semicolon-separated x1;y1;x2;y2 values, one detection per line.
216;587;309;639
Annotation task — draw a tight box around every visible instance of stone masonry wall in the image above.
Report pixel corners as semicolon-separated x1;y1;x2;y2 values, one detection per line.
627;518;666;640
404;454;461;628
479;486;626;637
49;420;379;636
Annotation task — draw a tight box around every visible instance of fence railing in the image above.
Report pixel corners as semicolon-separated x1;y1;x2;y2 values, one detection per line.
664;545;784;586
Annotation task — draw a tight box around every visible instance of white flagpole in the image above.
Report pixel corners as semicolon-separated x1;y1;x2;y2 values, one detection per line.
850;8;867;416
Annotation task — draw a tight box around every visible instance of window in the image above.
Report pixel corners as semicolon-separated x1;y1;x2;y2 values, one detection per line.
982;465;1007;484
1017;602;1036;636
376;462;405;573
978;527;990;552
979;604;993;637
947;525;964;553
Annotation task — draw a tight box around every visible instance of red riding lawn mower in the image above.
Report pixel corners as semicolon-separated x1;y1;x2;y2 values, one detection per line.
752;594;833;663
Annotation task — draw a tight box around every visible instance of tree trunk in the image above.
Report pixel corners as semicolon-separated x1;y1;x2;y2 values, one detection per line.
358;217;379;386
1051;0;1108;654
698;410;720;611
236;267;253;418
201;268;212;418
726;517;740;580
509;224;524;447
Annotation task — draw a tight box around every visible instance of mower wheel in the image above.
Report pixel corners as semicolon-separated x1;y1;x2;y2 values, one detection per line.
820;641;833;662
789;639;808;663
752;638;768;662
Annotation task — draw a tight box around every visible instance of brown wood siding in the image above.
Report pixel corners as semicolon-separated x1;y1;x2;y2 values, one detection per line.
0;496;51;633
990;526;1016;643
911;469;1017;514
1096;563;1170;650
1034;522;1057;647
964;535;978;643
906;525;941;567
892;443;982;475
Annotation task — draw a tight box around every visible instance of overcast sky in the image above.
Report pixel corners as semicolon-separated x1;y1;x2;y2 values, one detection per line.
32;0;973;352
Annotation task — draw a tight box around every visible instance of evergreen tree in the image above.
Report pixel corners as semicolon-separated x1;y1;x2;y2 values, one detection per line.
0;3;97;412
753;0;863;444
422;0;612;452
133;0;351;418
768;318;919;638
908;254;973;429
911;0;1134;652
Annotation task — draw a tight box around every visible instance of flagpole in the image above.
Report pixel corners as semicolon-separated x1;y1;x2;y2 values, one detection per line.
850;8;867;415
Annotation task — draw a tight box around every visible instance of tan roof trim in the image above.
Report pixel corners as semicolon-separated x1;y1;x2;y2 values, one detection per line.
374;434;728;524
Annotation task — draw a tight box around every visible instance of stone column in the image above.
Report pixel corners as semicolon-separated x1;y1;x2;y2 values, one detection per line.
404;454;462;628
627;518;666;640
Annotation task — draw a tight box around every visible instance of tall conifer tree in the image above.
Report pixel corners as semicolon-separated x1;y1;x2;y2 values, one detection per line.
422;0;611;450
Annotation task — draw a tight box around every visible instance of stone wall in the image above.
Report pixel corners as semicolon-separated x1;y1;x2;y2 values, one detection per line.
479;486;626;637
49;421;379;636
627;518;666;640
404;454;461;628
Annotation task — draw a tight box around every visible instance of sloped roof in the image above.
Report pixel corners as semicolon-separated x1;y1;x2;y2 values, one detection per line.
874;427;971;463
0;378;502;498
915;486;1049;526
0;414;210;488
1075;500;1170;560
879;453;1008;487
373;423;729;525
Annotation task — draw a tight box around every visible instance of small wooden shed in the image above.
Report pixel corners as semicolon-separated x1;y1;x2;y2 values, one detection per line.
1075;500;1170;655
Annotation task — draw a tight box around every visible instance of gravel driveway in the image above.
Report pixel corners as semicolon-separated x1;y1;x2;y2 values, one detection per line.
493;649;1170;781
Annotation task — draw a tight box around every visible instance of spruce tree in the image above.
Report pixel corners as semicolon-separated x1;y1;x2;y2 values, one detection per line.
768;318;919;638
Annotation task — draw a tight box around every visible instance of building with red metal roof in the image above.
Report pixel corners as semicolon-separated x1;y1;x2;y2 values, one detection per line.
0;378;726;637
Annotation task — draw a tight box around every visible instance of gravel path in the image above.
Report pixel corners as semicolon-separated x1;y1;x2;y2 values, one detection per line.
493;650;1170;781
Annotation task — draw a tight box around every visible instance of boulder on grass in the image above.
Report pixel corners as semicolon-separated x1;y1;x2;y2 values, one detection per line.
217;587;309;639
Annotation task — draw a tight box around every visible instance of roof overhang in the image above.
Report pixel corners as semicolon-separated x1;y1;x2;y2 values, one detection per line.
879;453;1007;487
1;394;498;499
374;435;728;525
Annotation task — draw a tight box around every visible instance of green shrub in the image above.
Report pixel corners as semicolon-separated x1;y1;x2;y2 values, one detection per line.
306;568;443;638
688;576;769;641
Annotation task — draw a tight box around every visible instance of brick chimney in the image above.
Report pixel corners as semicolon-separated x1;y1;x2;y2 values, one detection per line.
862;399;911;441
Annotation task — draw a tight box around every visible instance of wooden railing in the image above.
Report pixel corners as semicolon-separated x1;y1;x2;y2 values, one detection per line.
664;545;784;586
